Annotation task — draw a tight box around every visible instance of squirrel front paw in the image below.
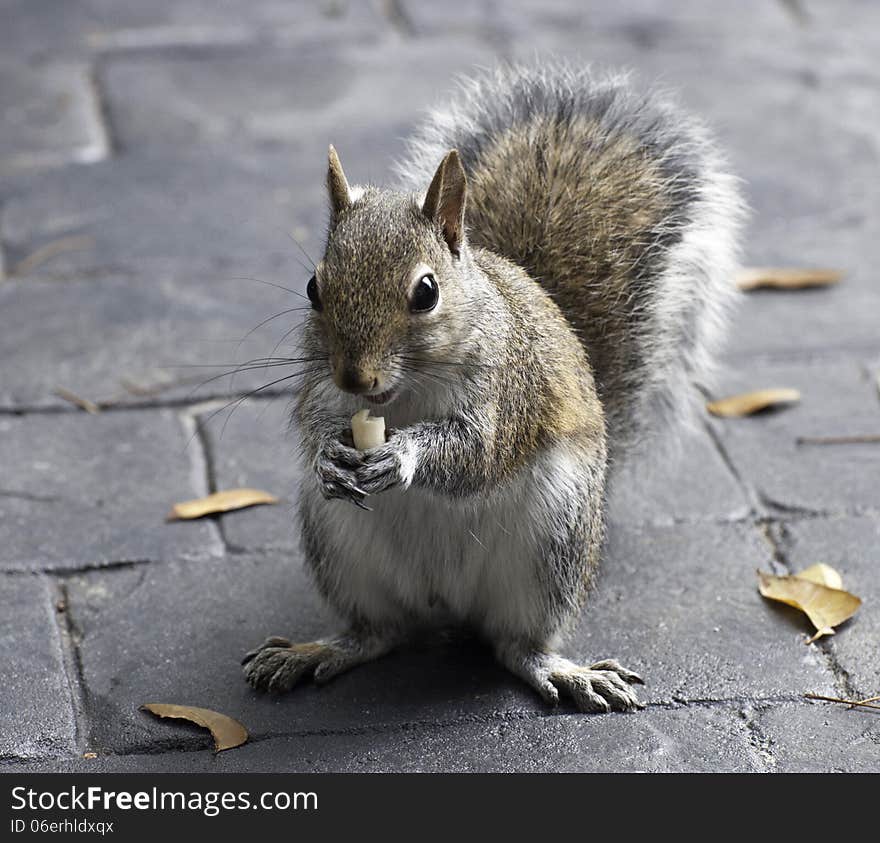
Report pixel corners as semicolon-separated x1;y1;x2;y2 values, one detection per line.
315;436;370;509
354;434;418;495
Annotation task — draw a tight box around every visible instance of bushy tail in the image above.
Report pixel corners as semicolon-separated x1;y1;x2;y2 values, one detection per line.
397;62;746;457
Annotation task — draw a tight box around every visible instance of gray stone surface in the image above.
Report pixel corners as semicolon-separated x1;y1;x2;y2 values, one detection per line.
0;410;222;570
7;705;761;772
0;148;321;280
570;522;834;703
774;515;880;696
98;37;489;152
0;60;108;176
708;359;880;515
0;0;391;59
63;553;545;754
607;426;750;526
196;399;301;552
2;0;878;773
0;576;77;760
0;273;309;410
756;702;880;773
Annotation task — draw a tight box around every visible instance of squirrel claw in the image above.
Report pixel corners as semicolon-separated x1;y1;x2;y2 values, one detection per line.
241;635;292;666
549;664;644;713
497;646;644;714
589;658;644;685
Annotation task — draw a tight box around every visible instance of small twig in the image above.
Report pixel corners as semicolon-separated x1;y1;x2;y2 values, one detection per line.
805;693;880;711
796;434;880;446
13;235;95;276
54;387;101;414
735;267;843;291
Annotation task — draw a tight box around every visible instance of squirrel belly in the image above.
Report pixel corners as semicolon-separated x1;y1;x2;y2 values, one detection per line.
397;63;746;455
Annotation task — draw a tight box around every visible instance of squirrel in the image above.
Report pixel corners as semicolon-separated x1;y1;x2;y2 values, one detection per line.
242;63;744;712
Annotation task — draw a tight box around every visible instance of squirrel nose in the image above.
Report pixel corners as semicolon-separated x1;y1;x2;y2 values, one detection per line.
335;364;379;395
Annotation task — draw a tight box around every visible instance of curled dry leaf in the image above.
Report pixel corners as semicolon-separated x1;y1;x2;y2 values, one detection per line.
167;488;279;521
757;566;861;643
736;267;843;291
140;703;248;752
707;388;800;417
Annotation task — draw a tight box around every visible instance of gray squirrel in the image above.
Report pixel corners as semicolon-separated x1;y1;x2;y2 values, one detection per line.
242;63;744;712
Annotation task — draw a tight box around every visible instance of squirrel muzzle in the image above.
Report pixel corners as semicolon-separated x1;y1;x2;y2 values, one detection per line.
333;360;382;396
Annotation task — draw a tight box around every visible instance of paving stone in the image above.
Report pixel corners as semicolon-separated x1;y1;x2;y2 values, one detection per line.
197;399;302;552
0;0;390;59
403;0;797;44
64;553;545;754
0;60;108;176
98;37;489;152
0;148;323;280
607;426;750;526
8;705;760;772
774;515;880;696
0;410;222;570
756;701;880;772
708;359;880;515
0;272;309;410
233;704;761;772
570;522;835;702
0;575;77;760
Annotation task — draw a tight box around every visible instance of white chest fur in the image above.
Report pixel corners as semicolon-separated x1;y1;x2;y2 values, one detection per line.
304;443;584;643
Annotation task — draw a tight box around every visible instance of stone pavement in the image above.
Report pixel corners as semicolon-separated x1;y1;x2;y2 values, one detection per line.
1;1;878;773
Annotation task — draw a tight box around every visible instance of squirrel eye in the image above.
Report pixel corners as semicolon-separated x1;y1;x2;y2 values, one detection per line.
306;275;322;311
410;273;439;313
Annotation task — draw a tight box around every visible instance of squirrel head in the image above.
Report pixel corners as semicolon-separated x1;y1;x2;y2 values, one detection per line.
305;145;474;405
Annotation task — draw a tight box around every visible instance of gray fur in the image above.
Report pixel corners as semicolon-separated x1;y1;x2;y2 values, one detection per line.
243;61;743;713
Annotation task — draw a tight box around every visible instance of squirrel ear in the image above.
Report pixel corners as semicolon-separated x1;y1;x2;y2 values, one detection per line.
327;144;352;220
422;149;467;257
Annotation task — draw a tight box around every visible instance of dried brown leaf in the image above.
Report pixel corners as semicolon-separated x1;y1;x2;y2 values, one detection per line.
707;388;800;417
140;703;248;752
757;567;861;643
167;488;279;521
736;267;843;291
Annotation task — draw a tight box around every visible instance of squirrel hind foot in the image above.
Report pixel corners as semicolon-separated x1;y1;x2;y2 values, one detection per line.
497;646;644;713
242;639;334;692
242;632;396;692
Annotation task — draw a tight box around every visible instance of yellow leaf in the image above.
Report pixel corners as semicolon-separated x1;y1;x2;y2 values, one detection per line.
707;388;800;417
140;703;248;752
166;488;279;521
736;267;843;291
796;563;843;590
757;569;861;643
